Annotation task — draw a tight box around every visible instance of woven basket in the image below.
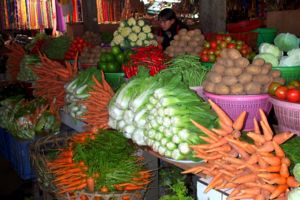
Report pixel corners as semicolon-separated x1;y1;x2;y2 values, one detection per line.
29;132;73;195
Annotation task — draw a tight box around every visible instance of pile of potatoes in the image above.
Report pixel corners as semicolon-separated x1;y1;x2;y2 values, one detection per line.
164;29;205;57
79;46;102;64
203;48;284;95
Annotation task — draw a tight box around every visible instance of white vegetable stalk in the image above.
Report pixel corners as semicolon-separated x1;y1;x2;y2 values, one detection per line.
109;106;124;120
179;143;190;154
108;117;117;129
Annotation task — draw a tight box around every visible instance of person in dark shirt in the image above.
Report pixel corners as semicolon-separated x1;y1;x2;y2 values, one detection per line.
157;8;188;50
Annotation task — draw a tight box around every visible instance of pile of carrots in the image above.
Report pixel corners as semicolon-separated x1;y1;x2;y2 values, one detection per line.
183;99;299;200
31;54;78;110
47;131;152;200
80;71;114;132
5;42;25;81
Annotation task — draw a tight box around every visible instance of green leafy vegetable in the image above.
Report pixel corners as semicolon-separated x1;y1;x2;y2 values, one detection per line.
274;33;300;52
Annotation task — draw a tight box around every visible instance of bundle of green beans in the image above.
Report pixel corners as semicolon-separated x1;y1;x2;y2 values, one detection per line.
163;55;209;87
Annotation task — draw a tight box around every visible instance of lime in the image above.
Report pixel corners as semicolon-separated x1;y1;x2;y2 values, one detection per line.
99;62;108;72
106;53;114;62
106;62;119;73
116;53;125;64
99;52;108;63
111;46;122;55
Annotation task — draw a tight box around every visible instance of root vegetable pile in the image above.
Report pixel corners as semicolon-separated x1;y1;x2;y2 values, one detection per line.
183;99;299;199
164;29;205;57
79;46;101;65
31;54;78;110
203;48;285;95
5;42;25;81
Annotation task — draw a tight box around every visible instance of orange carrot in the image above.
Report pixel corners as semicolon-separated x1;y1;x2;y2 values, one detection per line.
206;145;231;153
255;194;265;200
233;174;258;184
260;120;273;141
272;141;285;157
87;177;95;192
190;120;219;141
273;132;295;145
280;163;290;178
261;156;281;166
230;194;255;200
259;109;273;137
281;157;291;166
211;128;228;136
257;141;274;153
247;132;266;145
269;184;288;199
199;136;215;144
204;173;223;193
258;165;281;173
287;176;300;187
233;111;247;131
219;120;233;134
208;99;233;127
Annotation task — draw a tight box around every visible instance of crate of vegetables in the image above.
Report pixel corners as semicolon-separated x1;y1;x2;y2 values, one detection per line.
202;48;284;130
268;80;300;136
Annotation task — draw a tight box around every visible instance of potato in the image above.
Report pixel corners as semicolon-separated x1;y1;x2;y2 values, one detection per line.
174;35;180;41
238;73;252;84
246;64;262;75
245;82;262;95
212;63;226;74
261;63;272;74
187;30;195;37
230;83;244;95
185;46;193;53
178;29;188;36
208;72;222;83
222;76;238;86
220;49;228;58
188;41;199;47
203;81;215;93
195;47;203;54
234;57;250;68
253;74;272;84
227;49;242;60
214;83;230;95
224;67;243;76
216;58;227;66
193;29;202;35
252;58;265;66
224;58;235;67
273;77;285;85
271;70;281;78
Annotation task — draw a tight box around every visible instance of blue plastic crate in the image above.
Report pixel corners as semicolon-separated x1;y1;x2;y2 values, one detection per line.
0;128;11;161
9;136;35;180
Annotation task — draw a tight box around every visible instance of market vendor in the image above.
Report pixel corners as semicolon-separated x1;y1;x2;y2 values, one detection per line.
157;8;188;50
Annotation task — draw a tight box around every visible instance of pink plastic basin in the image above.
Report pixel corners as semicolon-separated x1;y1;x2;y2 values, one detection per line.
204;92;272;131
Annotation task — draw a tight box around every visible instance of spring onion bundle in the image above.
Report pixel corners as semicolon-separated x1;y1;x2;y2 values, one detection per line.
108;69;218;160
64;67;102;119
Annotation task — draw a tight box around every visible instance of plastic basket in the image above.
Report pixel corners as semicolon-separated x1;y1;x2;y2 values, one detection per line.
272;66;300;84
0;128;11;161
10;137;35;180
204;92;272;131
269;96;300;136
190;86;208;101
252;28;277;47
204;32;259;50
104;72;126;91
227;19;263;33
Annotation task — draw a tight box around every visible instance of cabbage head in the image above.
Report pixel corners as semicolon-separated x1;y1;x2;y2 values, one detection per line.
259;43;282;59
254;53;279;66
274;33;300;52
293;163;300;182
288;187;300;200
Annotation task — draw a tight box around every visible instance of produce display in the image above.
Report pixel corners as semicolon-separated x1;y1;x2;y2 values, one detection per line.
82;31;102;46
98;46;131;73
268;80;300;103
79;46;101;65
122;46;165;78
274;33;300;52
254;43;282;66
17;55;40;81
31;55;78;111
5;42;26;81
0;97;60;139
109;70;218;160
25;33;49;55
42;36;71;60
183;100;299;199
47;130;152;198
65;37;90;60
163;55;208;87
165;29;205;58
111;17;158;49
200;34;254;63
203;48;284;95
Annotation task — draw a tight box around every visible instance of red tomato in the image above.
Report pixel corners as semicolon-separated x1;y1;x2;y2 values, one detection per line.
287;88;300;102
208;49;215;55
288;80;300;89
219;41;227;49
224;36;232;43
209;54;216;62
215;34;224;40
268;82;282;96
227;43;236;49
275;86;288;100
201;54;209;62
201;49;208;55
210;41;218;49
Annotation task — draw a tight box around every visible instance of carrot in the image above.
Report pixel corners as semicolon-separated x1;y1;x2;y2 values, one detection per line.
86;177;95;192
233;111;247;131
219;120;233;134
230;194;255;200
230;143;250;159
247;132;266;145
199;136;215;144
257;141;274;153
208;99;233;127
57;182;87;194
240;187;261;195
211;128;229;136
265;176;287;185
280;163;290;178
207;137;229;149
261;156;281;166
281;157;291;166
258;157;269;168
223;157;244;165
258;165;281;172
233;174;257;184
255;194;265;200
206;144;231;153
287;176;300;187
272;141;285;157
259;109;273;136
100;186;109;193
273;132;295;145
182;165;206;174
122;195;131;200
190;120;219;141
204;173;223;193
269;184;288;199
260;120;273;141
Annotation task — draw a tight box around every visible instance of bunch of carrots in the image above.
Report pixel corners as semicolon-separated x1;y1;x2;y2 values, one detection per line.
5;42;25;81
182;99;299;200
47;131;152;200
80;71;114;132
31;53;78;111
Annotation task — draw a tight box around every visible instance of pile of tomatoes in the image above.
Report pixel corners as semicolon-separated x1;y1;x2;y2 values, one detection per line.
199;35;255;63
268;80;300;103
65;37;90;60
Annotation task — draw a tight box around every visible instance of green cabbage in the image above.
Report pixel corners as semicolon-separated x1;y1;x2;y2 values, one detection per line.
259;43;282;59
288;188;300;200
293;163;300;182
254;53;279;66
274;33;300;52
